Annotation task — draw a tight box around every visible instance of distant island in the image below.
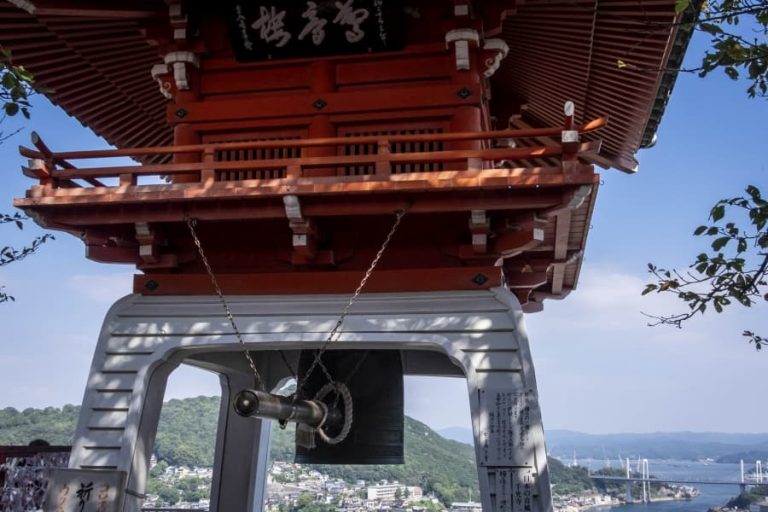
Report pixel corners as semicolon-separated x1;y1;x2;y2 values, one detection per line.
440;427;768;464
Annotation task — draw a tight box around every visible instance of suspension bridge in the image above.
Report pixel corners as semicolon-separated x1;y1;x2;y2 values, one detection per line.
587;458;766;503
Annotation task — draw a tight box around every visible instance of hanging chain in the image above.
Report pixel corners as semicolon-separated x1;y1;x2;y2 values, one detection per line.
295;206;408;397
185;205;408;398
186;216;266;391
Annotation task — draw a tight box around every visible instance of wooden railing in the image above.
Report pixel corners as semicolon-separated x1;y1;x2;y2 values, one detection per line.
18;115;606;194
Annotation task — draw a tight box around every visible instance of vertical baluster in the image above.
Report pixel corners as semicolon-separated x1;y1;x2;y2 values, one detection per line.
376;139;391;178
201;147;216;186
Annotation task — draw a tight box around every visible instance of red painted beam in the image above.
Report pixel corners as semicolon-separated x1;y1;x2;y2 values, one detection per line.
134;267;504;295
166;84;483;124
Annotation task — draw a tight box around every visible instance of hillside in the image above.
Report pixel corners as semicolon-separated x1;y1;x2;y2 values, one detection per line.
0;405;80;445
0;396;602;504
0;397;479;502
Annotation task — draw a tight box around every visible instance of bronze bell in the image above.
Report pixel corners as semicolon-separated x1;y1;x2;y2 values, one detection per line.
294;349;404;465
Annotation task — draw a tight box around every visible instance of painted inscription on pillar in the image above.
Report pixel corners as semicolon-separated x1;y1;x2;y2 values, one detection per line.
43;470;125;512
479;390;533;466
493;468;537;512
228;0;404;61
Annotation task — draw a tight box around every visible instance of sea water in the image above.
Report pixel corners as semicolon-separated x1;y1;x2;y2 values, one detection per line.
584;459;747;512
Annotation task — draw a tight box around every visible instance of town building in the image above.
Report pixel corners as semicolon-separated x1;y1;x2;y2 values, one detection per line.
450;501;483;512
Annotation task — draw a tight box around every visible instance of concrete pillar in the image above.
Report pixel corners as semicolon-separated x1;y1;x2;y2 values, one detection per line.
210;370;272;512
464;290;553;512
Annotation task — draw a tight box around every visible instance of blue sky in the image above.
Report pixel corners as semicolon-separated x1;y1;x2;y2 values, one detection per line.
0;31;765;434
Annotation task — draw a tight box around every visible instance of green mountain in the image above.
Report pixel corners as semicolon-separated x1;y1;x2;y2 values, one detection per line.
0;405;80;445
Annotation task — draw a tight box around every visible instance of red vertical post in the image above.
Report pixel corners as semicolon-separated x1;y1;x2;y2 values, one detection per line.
307;61;337;177
172;123;201;184
201;147;216;186
445;6;484;171
450;105;483;171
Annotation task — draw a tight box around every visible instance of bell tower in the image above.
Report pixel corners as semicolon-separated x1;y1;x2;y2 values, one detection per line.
3;0;691;510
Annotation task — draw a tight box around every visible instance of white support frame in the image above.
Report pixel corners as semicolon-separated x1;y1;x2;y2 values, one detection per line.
70;289;553;512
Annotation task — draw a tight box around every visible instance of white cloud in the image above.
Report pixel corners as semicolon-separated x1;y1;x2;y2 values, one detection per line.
526;264;768;433
66;272;134;303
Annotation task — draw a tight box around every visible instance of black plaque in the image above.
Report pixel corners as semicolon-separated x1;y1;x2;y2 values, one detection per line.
227;0;404;61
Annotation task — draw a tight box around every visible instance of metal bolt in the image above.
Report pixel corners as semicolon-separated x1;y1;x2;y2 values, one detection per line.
457;87;472;99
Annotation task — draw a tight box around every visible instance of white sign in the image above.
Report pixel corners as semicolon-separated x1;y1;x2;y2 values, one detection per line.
43;469;126;512
479;390;534;466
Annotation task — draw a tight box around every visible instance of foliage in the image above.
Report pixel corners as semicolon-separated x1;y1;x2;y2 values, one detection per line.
678;0;768;98
294;492;335;511
548;458;594;495
724;486;768;509
591;466;667;499
145;478;180;506
644;185;768;349
410;499;445;511
0;47;33;125
0;212;55;303
153;395;221;467
149;459;169;478
0;404;79;445
145;471;211;505
0;396;606;505
1;49;51;303
615;0;768;98
273;415;480;506
590;467;631;496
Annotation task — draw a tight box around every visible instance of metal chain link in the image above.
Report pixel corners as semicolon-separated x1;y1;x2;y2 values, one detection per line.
185;216;266;391
296;207;408;396
185;205;408;398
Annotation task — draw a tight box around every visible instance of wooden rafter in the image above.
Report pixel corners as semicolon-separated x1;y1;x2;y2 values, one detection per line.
9;0;165;19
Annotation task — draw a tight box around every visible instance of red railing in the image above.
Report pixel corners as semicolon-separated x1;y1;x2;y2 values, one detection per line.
18;115;606;193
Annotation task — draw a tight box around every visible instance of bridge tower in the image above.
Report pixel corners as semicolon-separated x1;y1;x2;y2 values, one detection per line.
741;460;748;494
3;0;693;510
623;457;632;503
641;458;651;503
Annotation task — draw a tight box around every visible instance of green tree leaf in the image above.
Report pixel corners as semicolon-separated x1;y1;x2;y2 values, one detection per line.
712;236;731;251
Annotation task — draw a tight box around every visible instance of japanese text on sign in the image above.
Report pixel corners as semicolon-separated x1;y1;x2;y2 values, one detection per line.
43;470;125;512
480;390;533;466
494;469;536;512
228;0;403;60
